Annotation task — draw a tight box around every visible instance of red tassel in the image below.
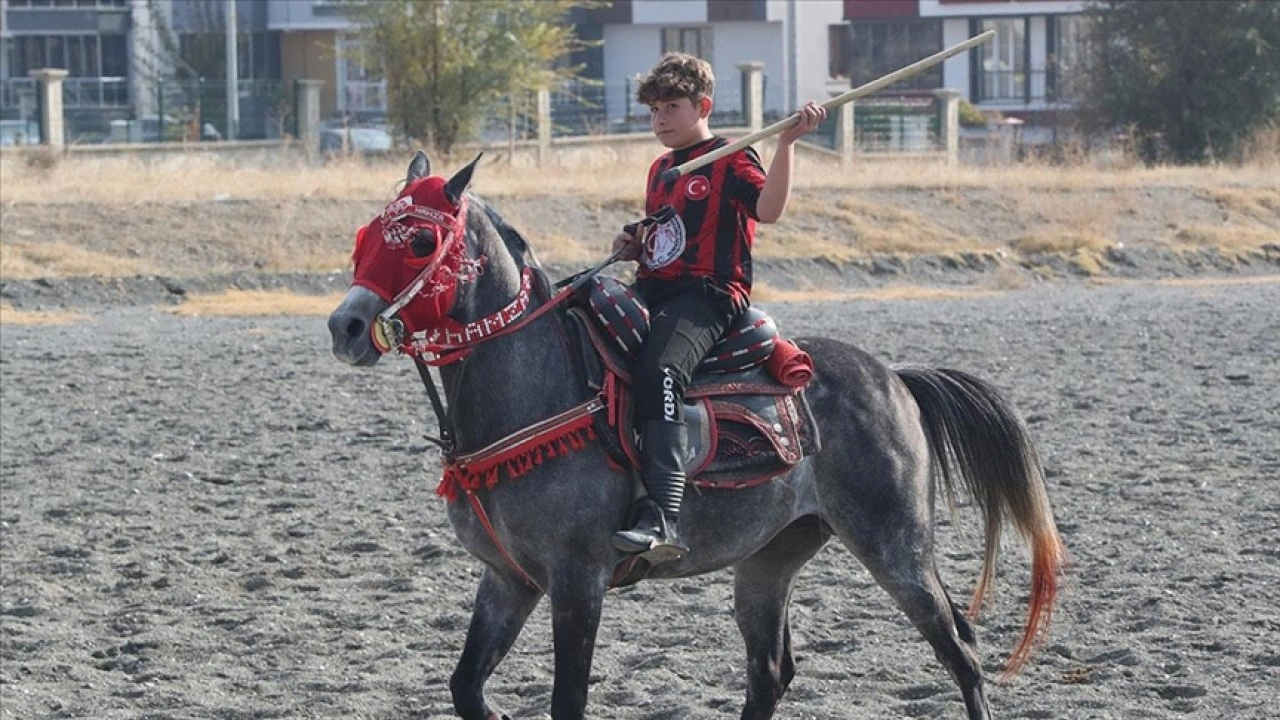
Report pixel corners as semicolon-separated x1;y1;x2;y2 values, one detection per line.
434;411;598;503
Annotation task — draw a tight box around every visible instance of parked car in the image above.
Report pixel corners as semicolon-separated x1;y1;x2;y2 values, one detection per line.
319;124;393;156
0;119;40;146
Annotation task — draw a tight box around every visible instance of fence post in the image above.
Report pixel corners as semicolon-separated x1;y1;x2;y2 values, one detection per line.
736;62;764;132
933;89;961;166
835;100;856;165
536;86;551;168
295;79;324;155
29;68;68;148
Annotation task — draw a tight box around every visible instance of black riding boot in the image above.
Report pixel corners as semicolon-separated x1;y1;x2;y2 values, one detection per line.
611;420;690;564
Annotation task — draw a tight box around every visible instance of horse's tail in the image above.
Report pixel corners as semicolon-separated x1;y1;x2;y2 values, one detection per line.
895;366;1065;677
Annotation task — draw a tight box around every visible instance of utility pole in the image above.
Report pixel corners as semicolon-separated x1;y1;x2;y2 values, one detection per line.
224;0;239;140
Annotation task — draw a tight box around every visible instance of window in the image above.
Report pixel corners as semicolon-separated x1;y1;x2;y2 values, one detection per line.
1049;14;1088;101
661;27;712;60
828;24;851;80
9;34;111;78
100;34;127;77
850;21;943;90
7;0;126;6
976;17;1026;101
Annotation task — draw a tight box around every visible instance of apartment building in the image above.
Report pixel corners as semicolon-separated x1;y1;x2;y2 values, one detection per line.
1;0;166;139
583;0;847;126
6;1;1082;146
1;0;374;141
842;0;1088;137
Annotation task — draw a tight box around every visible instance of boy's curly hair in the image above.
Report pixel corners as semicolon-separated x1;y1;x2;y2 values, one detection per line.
635;53;716;105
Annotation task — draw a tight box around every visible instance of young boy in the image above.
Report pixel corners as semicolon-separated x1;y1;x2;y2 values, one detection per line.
611;52;826;564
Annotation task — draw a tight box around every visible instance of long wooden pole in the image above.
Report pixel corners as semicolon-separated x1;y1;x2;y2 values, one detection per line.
658;30;996;183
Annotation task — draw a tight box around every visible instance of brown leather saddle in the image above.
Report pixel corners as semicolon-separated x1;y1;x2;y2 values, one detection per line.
568;276;821;489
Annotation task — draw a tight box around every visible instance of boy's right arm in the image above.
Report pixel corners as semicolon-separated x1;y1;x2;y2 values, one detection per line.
756;100;826;224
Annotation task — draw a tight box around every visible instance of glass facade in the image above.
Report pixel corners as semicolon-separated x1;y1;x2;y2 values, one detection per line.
6;0;127;7
6;34;120;77
848;21;943;91
661;27;712;60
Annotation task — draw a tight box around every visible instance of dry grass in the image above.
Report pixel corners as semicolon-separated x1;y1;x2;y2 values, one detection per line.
1012;230;1111;255
0;302;88;325
1170;225;1280;248
1198;187;1280;223
165;290;346;317
2;144;1275;284
4;144;1278;206
759;195;977;259
0;238;158;279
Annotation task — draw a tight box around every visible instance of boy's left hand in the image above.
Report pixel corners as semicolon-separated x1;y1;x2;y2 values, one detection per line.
779;101;827;144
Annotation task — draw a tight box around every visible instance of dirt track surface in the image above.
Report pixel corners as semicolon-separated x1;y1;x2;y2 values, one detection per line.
2;279;1278;719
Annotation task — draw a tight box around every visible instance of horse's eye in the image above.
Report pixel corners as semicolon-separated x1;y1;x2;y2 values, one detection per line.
410;229;438;258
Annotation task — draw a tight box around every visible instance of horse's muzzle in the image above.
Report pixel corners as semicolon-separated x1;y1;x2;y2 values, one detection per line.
328;286;388;366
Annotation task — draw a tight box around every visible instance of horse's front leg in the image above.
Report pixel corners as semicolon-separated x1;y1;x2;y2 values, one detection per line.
450;567;542;720
548;562;610;719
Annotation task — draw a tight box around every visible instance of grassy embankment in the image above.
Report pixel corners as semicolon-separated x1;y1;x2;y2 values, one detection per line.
1;142;1276;320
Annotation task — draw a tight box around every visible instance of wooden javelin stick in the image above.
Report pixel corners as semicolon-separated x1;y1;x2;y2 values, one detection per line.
658;29;996;183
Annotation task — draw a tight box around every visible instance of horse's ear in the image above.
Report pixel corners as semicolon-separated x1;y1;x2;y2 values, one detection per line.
444;153;483;206
406;151;430;183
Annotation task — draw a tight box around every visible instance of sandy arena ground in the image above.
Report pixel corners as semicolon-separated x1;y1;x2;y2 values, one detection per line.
2;274;1277;719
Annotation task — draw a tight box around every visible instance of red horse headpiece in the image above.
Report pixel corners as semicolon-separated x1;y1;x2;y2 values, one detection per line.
351;173;486;349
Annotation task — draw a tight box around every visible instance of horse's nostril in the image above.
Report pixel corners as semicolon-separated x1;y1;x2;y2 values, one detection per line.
328;311;367;345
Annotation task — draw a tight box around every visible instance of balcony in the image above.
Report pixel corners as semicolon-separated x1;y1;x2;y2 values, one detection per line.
975;68;1080;108
0;76;130;110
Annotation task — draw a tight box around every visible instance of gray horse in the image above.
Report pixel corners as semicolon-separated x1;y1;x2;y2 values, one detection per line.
327;152;1065;720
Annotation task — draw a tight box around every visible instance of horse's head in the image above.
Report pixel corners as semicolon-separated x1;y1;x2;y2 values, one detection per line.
328;151;488;366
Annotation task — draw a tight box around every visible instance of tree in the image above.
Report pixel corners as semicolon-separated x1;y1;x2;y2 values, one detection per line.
1076;1;1280;163
342;0;600;155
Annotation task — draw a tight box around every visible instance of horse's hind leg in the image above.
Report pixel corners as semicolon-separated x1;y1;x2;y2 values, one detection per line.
734;515;831;720
826;486;991;720
450;568;542;720
877;563;990;720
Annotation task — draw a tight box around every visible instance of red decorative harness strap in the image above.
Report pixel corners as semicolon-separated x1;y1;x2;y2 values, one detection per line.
435;394;605;593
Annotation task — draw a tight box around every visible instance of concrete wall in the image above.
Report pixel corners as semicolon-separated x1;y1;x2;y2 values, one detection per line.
281;30;336;118
601;1;844;122
602;21;785;123
941;18;971;98
631;0;707;25
787;0;845;110
919;0;1085;17
267;0;351;31
712;21;784;113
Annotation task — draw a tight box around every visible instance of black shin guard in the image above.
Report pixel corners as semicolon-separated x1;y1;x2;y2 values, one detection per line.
611;420;690;562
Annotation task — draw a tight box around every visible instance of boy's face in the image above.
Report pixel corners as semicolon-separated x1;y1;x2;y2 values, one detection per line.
648;95;712;149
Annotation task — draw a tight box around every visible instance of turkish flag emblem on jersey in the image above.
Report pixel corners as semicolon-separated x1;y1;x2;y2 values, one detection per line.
684;175;710;201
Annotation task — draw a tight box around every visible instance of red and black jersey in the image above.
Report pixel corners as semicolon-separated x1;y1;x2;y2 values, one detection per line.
637;137;766;312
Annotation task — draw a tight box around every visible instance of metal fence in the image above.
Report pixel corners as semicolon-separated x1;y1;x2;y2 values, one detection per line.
803;91;944;154
0;76;292;144
3;73;950;154
481;77;753;143
135;78;292;143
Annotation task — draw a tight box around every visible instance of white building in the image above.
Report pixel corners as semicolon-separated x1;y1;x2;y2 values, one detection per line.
844;0;1088;131
589;0;847;125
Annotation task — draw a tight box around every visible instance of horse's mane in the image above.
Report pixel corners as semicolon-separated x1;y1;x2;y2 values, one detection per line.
476;196;540;270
